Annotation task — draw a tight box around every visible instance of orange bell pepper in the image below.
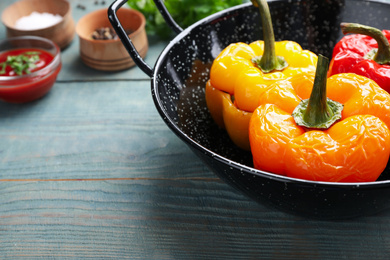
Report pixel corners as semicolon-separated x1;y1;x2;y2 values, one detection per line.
206;0;317;150
249;55;390;182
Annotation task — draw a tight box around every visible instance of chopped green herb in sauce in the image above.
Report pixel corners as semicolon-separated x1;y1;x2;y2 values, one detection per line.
0;51;40;75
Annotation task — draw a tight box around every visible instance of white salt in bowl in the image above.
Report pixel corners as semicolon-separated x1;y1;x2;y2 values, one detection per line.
1;0;75;49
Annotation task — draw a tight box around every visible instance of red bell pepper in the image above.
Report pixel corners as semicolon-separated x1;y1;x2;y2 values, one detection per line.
328;23;390;93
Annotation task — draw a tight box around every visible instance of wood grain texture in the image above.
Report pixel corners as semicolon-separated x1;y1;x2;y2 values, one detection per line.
0;80;212;180
1;0;390;259
1;179;390;259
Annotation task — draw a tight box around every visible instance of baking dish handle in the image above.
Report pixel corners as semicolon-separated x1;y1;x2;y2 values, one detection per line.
108;0;184;78
108;0;153;77
152;0;183;34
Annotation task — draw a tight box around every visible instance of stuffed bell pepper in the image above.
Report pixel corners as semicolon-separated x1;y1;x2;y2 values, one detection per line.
328;23;390;93
249;55;390;182
205;0;317;150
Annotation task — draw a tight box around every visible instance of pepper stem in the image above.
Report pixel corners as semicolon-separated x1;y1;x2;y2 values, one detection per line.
251;0;288;73
292;55;343;129
341;22;390;65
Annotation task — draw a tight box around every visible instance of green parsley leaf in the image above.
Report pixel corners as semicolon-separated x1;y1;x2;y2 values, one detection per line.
127;0;246;39
0;51;40;76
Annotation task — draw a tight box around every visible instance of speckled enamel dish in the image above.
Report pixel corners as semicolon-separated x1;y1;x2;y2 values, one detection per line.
109;0;390;219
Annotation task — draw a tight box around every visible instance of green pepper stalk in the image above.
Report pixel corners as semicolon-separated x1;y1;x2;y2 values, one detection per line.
341;22;390;65
292;55;343;129
250;0;288;73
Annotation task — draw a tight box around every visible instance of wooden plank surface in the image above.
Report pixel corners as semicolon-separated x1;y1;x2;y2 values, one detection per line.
1;0;390;259
0;80;212;180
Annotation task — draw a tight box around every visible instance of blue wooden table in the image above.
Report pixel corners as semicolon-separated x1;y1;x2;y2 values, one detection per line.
1;0;390;259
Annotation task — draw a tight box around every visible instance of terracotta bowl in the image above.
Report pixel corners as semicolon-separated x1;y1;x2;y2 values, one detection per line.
76;8;148;71
1;0;75;49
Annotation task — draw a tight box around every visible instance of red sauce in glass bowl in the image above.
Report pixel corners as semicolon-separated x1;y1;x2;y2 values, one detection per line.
0;37;61;103
0;48;54;76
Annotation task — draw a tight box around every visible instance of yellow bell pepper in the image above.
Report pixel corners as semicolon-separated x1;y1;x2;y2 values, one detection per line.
206;0;317;150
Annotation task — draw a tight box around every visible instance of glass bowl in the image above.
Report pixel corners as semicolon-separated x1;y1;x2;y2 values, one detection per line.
0;36;61;103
